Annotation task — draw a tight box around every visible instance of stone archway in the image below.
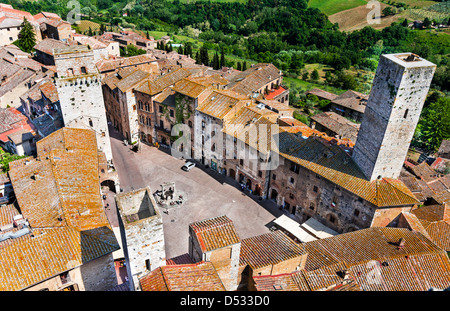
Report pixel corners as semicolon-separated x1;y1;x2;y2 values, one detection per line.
229;169;236;180
270;188;278;201
101;179;117;193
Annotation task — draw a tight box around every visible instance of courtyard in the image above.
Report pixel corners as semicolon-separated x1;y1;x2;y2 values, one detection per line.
109;127;284;259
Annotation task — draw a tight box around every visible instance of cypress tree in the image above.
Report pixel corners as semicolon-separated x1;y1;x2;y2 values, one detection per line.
15;17;36;53
220;47;225;68
200;46;209;66
237;62;241;71
195;51;201;64
178;45;183;54
213;51;219;70
242;61;247;71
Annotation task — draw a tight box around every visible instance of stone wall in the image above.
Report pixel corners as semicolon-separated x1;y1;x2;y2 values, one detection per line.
116;187;166;291
269;157;378;233
352;53;436;181
55;48;113;161
56;75;112;161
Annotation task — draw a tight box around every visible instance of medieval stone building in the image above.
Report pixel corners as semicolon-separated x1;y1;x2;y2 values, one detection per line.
115;187;166;291
54;45;113;161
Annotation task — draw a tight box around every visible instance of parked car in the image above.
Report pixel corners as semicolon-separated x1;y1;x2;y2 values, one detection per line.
182;162;196;171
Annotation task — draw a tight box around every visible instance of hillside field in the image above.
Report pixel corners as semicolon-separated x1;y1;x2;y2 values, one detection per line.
308;0;368;16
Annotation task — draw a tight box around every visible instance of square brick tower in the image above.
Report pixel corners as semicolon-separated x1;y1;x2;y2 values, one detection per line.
54;45;113;162
352;53;436;181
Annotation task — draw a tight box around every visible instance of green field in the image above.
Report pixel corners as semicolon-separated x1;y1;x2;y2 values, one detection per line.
283;76;346;95
308;0;368;15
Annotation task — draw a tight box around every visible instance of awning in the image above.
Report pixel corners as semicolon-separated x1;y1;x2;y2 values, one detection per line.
273;214;317;243
301;217;338;239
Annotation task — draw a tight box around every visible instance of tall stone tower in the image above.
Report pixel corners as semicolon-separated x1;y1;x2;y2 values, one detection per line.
352;53;436;181
116;187;166;291
54;45;113;162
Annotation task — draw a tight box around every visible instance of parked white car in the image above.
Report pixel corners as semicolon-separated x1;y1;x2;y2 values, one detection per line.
182;162;196;171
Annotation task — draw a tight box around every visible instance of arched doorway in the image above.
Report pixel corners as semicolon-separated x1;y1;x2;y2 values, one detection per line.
147;134;153;144
101;180;117;193
246;178;252;190
254;184;262;196
229;169;236;179
270;188;278;201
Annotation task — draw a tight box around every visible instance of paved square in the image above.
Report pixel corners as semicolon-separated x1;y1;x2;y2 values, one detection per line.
109;129;283;259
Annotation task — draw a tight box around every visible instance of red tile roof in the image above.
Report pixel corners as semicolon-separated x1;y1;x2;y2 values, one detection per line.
140;261;226;291
190;215;240;252
265;86;286;100
239;231;306;269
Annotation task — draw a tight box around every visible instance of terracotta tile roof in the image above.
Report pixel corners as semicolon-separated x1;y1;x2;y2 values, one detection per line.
438;140;450;156
306;88;338;101
166;253;194;265
223;104;278;154
265;85;287;100
301;262;348;291
116;69;150;93
171;78;210;98
409;204;450;251
96;54;156;73
407;162;441;183
275;133;418;207
399;212;431;238
331;90;368;113
255;227;450;291
228;63;282;96
0;226;119;291
135;68;191;96
253;272;308;291
189;215;240;252
0;204;20;228
140;261;226;291
311;111;360;142
239;231;306;269
33;38;68;55
3;128;120;290
39;80;59;103
0;108;36;143
196;89;250;120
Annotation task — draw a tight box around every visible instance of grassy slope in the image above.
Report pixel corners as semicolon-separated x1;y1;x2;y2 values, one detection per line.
308;0;368;16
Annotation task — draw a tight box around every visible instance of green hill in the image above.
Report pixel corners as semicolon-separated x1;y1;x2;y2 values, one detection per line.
308;0;368;15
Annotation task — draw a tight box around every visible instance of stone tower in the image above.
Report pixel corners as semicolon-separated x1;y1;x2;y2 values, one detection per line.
352;53;436;181
116;187;166;291
54;45;113;162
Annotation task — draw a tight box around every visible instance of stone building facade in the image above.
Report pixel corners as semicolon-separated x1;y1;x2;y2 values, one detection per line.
116;187;166;291
188;216;241;291
352;53;436;181
54;45;113;161
268;157;379;233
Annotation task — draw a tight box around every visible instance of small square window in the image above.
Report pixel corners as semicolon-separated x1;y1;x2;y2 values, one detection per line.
313;186;318;193
272;174;276;180
258;170;263;178
354;209;360;217
289;177;295;184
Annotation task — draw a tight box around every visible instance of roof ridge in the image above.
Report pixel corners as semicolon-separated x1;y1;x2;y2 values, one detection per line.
382;178;420;204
